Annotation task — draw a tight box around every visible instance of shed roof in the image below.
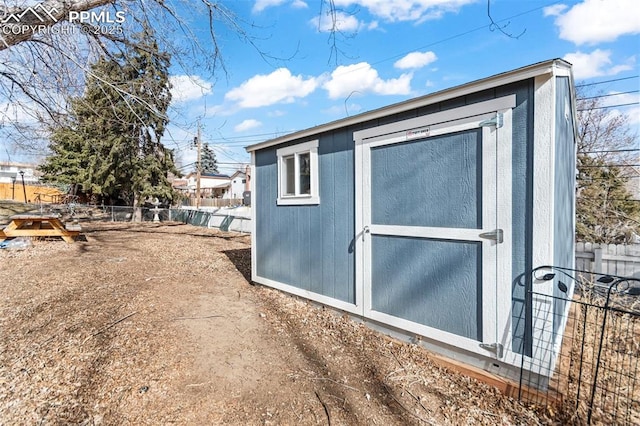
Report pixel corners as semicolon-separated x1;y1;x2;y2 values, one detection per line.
246;58;572;153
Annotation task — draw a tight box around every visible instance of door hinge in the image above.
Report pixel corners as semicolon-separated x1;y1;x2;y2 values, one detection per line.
479;342;504;358
479;229;503;244
479;113;503;128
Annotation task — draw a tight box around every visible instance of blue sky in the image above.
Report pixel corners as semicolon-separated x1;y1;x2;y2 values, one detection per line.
2;0;639;173
165;0;639;175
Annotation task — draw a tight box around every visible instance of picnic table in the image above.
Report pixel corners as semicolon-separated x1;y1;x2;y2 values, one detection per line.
0;215;80;244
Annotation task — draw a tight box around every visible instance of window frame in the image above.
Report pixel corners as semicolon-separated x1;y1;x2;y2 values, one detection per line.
276;139;320;205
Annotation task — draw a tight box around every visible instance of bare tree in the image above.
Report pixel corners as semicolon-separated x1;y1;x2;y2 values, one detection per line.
576;87;637;164
576;87;640;243
0;0;255;151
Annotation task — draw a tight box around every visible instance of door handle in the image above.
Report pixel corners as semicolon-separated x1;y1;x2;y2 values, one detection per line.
361;225;370;241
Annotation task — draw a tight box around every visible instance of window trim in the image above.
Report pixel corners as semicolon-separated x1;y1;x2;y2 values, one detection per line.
276;139;320;205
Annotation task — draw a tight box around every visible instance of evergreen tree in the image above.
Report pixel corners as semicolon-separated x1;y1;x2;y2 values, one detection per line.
40;29;178;213
576;155;640;243
201;143;219;174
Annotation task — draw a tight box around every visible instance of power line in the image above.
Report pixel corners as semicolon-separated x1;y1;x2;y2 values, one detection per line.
582;149;640;154
576;76;639;88
577;90;640;101
369;1;556;68
578;164;640;168
578;197;640;203
578;176;640;180
577;102;639;111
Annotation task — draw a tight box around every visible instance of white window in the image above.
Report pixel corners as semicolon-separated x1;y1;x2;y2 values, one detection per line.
276;140;319;205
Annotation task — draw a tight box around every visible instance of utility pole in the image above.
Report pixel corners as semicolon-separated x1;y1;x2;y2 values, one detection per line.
195;122;202;210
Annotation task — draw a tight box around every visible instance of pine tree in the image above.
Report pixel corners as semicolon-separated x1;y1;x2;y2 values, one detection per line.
201;143;219;174
576;156;640;242
40;29;178;215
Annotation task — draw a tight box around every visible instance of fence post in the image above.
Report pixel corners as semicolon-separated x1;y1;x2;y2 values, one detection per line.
593;248;603;273
587;279;618;425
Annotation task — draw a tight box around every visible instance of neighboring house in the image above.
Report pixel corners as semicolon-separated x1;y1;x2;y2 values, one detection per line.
0;162;39;184
184;172;230;198
228;170;248;199
176;169;249;200
246;59;578;387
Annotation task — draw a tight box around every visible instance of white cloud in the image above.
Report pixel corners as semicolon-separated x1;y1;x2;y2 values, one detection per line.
225;68;319;108
169;75;212;103
394;51;437;70
313;10;361;32
322;62;412;99
235;119;262;132
253;0;307;12
333;0;475;23
600;93;640;127
564;49;633;79
548;0;640;44
625;107;640;126
601;91;640;109
253;0;287;13
542;4;568;17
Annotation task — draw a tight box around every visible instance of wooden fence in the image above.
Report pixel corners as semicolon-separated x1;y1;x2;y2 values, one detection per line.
575;242;640;277
182;198;243;208
0;183;63;203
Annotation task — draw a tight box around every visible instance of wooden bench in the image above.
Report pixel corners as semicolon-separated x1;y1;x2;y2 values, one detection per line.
0;215;80;243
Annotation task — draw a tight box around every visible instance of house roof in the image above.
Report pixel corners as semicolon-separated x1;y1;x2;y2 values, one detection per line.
245;58;573;153
185;172;230;179
229;170;246;180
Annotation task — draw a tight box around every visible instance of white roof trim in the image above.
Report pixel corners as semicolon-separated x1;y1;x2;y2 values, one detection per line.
246;59;572;153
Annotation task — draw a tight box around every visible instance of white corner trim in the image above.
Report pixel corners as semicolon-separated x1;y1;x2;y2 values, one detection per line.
250;151;257;283
532;74;556;287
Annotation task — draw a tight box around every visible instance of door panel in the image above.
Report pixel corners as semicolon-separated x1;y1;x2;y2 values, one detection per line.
370;129;482;229
371;235;482;341
357;108;512;359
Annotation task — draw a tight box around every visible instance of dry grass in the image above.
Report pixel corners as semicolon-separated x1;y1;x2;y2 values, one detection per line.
0;222;561;425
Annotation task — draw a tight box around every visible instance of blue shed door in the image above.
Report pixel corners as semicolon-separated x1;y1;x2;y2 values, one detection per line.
355;105;513;359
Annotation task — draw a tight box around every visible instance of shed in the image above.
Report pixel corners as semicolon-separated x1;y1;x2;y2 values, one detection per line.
246;59;577;385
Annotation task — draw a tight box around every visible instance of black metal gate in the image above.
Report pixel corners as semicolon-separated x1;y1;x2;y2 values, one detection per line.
518;266;640;425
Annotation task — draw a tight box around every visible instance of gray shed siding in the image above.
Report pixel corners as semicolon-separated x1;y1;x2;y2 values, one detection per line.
553;76;577;335
255;80;535;348
255;132;356;303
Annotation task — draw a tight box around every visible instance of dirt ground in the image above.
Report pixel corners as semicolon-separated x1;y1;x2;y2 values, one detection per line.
0;222;556;425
